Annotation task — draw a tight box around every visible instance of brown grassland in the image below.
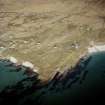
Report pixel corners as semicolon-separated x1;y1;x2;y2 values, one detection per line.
0;0;105;79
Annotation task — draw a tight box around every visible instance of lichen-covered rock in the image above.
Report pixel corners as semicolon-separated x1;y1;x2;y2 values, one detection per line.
0;52;105;105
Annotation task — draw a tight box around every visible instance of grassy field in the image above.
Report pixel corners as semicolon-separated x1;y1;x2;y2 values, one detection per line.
0;0;105;79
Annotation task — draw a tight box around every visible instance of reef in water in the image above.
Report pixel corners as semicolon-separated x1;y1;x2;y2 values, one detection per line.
0;52;105;105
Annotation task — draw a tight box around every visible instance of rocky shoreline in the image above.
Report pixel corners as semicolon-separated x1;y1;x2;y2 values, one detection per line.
0;52;105;105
